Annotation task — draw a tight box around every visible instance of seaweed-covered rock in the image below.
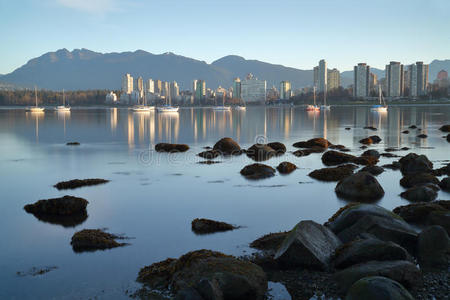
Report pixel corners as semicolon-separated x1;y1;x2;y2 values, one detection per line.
274;220;341;270
308;164;357;182
240;163;276;180
345;276;414;300
54;178;109;190
246;144;276;161
71;229;127;252
333;260;422;292
439;177;450;191
362;150;380;159
250;232;289;251
276;162;297;174
398;153;433;175
155;143;190;153
360;165;384;176
191;218;237;234
293;138;331;149
197;150;220;159
417;225;450;270
24;195;88;216
439;124;450;132
335;172;384;201
400;186;438;202
333;238;410;270
321;151;355;166
392;201;449;223
213;137;241;155
138;250;267;299
267;142;286;154
399;173;439;188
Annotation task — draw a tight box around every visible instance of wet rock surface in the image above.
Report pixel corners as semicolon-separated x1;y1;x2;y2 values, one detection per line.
249;232;289;251
155;143;190;153
360;165;384;176
399;153;433;175
362;150;380;159
439;177;450;191
54;178;109;190
71;229;127;252
293;138;331;149
24;195;88;216
309;164;357;182
191;218;238;234
400;186;438;202
321;150;355;166
276;161;297;174
439;124;450;132
292;147;325;157
213;137;241;155
345;276;414;300
400;172;439;188
246;144;277;161
417;225;449;270
240;163;276;180
359;135;382;145
335;172;385;201
267;142;286;154
197;150;220;159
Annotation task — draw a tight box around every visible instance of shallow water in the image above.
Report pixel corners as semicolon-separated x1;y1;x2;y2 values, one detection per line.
0;106;449;299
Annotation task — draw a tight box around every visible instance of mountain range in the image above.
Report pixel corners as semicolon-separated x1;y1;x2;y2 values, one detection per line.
0;49;448;91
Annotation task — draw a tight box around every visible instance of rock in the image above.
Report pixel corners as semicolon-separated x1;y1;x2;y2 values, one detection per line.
240;163;276;180
398;153;433;175
362;150;380;159
360;145;368;149
364;126;377;131
24;195;88;216
447;134;450;142
322;150;355;166
333;260;423;292
428;210;450;235
292;147;325;156
360;165;384;176
345;276;414;300
434;163;450;176
400;186;438;202
174;288;204;300
54;178;109;190
250;232;289;251
246;144;276;161
197;150;220;159
383;162;401;170
439;177;450;191
274;220;341;270
399;173;439;188
138;250;267;299
385;147;399;152
409;125;417;129
400;147;410;151
267;142;286;154
417;225;450;270
333;238;410;269
335;172;384;201
155;143;190;152
392;201;450;233
439;124;450;132
276;162;297;174
213;137;241;155
71;229;127;252
359;136;381;145
66;142;80;146
402;130;410;134
308;164;357;182
381;153;401;158
351;156;379;166
191;218;237;234
293;138;331;149
329;144;347;150
345;127;351;130
417;134;428;138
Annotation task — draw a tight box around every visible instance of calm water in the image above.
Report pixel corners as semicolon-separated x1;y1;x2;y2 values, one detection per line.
0;106;449;299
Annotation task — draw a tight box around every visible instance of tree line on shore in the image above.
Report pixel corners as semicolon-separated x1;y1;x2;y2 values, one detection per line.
0;90;115;106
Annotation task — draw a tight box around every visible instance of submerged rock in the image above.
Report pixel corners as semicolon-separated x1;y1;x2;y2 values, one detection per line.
138;249;267;299
54;178;109;190
360;165;384;176
191;218;237;234
402;130;410;134
335;172;384;201
293;138;331;149
246;144;277;161
398;153;433;175
267;142;286;154
197;150;220;159
363;126;377;131
71;229;127;252
276;162;297;174
213;137;241;155
345;276;414;300
155;143;189;153
66;142;80;146
439;124;450;132
240;163;276;180
399;172;439;188
274;220;341;270
417;134;428;138
417;225;450;270
24;195;88;216
321;150;355;166
309;164;357;182
400;186;438;202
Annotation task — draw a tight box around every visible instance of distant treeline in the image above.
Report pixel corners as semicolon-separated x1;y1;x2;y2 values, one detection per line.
0;90;119;106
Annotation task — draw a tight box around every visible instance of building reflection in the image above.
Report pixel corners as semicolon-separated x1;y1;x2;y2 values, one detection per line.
127;113;134;149
57;110;70;137
110;108;118;133
157;112;179;142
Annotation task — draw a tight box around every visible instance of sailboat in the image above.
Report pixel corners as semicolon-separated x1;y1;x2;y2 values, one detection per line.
371;85;388;113
157;88;179;112
235;97;246;111
306;87;320;111
56;89;71;112
27;87;45;112
320;87;330;110
212;94;231;111
132;85;155;112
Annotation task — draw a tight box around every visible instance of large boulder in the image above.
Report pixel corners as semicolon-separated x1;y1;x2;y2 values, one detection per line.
399;173;439;188
439;124;450;132
71;229;127;252
213;137;241;155
293;138;331;149
191;218;238;234
439;177;450;191
362;150;380;159
360;165;384;176
308;164;357;181
398;153;433;175
249;232;289;251
417;225;450;270
276;162;297;174
333;238;410;269
359;136;381;145
345;276;414;300
322;151;356;166
240;163;276;180
24;195;88;216
155;143;190;153
274;220;341;270
335;172;384;201
392;201;449;223
246;144;276;161
333;260;422;292
267;142;286;154
428;210;450;235
138;250;267;299
400;186;438;202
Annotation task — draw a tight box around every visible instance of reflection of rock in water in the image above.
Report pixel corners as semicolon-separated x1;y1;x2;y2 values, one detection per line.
29;211;88;227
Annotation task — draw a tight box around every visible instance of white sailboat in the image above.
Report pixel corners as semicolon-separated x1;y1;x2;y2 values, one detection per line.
235;97;246;111
320;86;330;110
27;87;45;112
371;85;388;113
306;86;320;111
56;89;71;112
157;88;179;112
132;85;155;112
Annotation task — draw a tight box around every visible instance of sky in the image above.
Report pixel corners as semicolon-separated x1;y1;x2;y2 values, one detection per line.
0;0;449;74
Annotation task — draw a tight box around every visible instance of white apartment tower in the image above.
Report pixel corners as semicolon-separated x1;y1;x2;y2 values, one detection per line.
386;61;404;98
241;73;267;103
353;63;370;98
408;62;429;97
147;79;155;93
280;81;292;100
122;73;133;94
327;68;340;91
317;59;327;92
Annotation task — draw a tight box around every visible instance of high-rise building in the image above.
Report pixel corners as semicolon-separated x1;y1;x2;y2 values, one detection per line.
317;59;327;92
194;80;206;101
170;81;179;98
353;63;370;98
369;72;378;94
154;80;162;94
241;73;266;103
147;79;155;93
192;80;198;93
385;61;404;97
233;78;241;99
122;73;133;94
327;68;340;91
313;66;319;88
136;76;144;98
408;62;429;97
280;81;291;100
162;81;169;97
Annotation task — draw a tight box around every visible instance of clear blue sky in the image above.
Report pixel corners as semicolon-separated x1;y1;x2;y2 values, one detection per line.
0;0;449;74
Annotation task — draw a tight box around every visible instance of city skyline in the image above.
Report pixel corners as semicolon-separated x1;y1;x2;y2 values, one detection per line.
1;0;449;74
